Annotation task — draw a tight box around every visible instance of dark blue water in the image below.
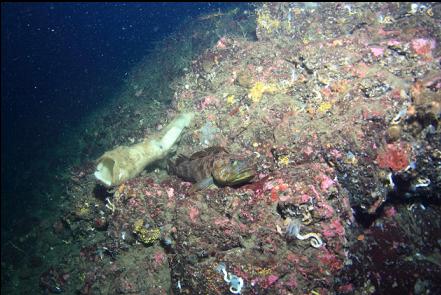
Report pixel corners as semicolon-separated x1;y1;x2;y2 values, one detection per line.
1;2;243;235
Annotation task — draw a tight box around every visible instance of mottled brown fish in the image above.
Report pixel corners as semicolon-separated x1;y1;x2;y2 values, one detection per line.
168;146;255;192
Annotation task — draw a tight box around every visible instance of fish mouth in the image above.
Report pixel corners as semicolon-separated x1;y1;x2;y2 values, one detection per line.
230;168;255;185
223;164;255;185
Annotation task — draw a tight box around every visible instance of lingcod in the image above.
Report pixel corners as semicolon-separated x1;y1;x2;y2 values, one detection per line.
168;146;255;192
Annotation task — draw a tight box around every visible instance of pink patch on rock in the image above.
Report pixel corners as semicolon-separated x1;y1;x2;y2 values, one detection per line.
330;149;342;159
332;219;345;236
338;283;354;293
279;194;291;202
216;37;228;49
128;198;138;207
153;250;166;265
411;38;436;56
266;275;279;287
377;27;400;36
284;274;297;288
376;143;409;171
166;187;174;199
199;95;219;109
320;174;335;192
384;206;397;218
390;88;403;100
321;86;332;97
362;108;385;120
322;228;334;238
294;194;310;204
318;202;335;219
322;219;345;238
319;248;343;272
258;173;268;179
387;39;401;46
189;207;199;223
353;62;370;78
279;182;289;191
181;181;192;188
214;217;230;227
370;47;384;57
303;146;314;156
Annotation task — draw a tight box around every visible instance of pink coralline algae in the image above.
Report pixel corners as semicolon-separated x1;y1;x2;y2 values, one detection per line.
153;250;166;266
386;39;401;46
377;27;400;37
216;37;228;49
376;143;409;171
329;149;342;159
189;207;199;223
319;248;344;272
322;219;345;238
370;47;385;57
384;206;397;218
338;283;354;293
283;274;298;289
411;38;436;56
302;146;314;156
318;173;335;192
318;202;335;219
278;194;291;202
255;274;279;289
198;95;219;110
266;275;279;287
166;187;174;199
293;194;311;204
214;217;230;227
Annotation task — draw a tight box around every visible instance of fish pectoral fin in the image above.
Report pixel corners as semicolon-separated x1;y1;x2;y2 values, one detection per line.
189;177;215;193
